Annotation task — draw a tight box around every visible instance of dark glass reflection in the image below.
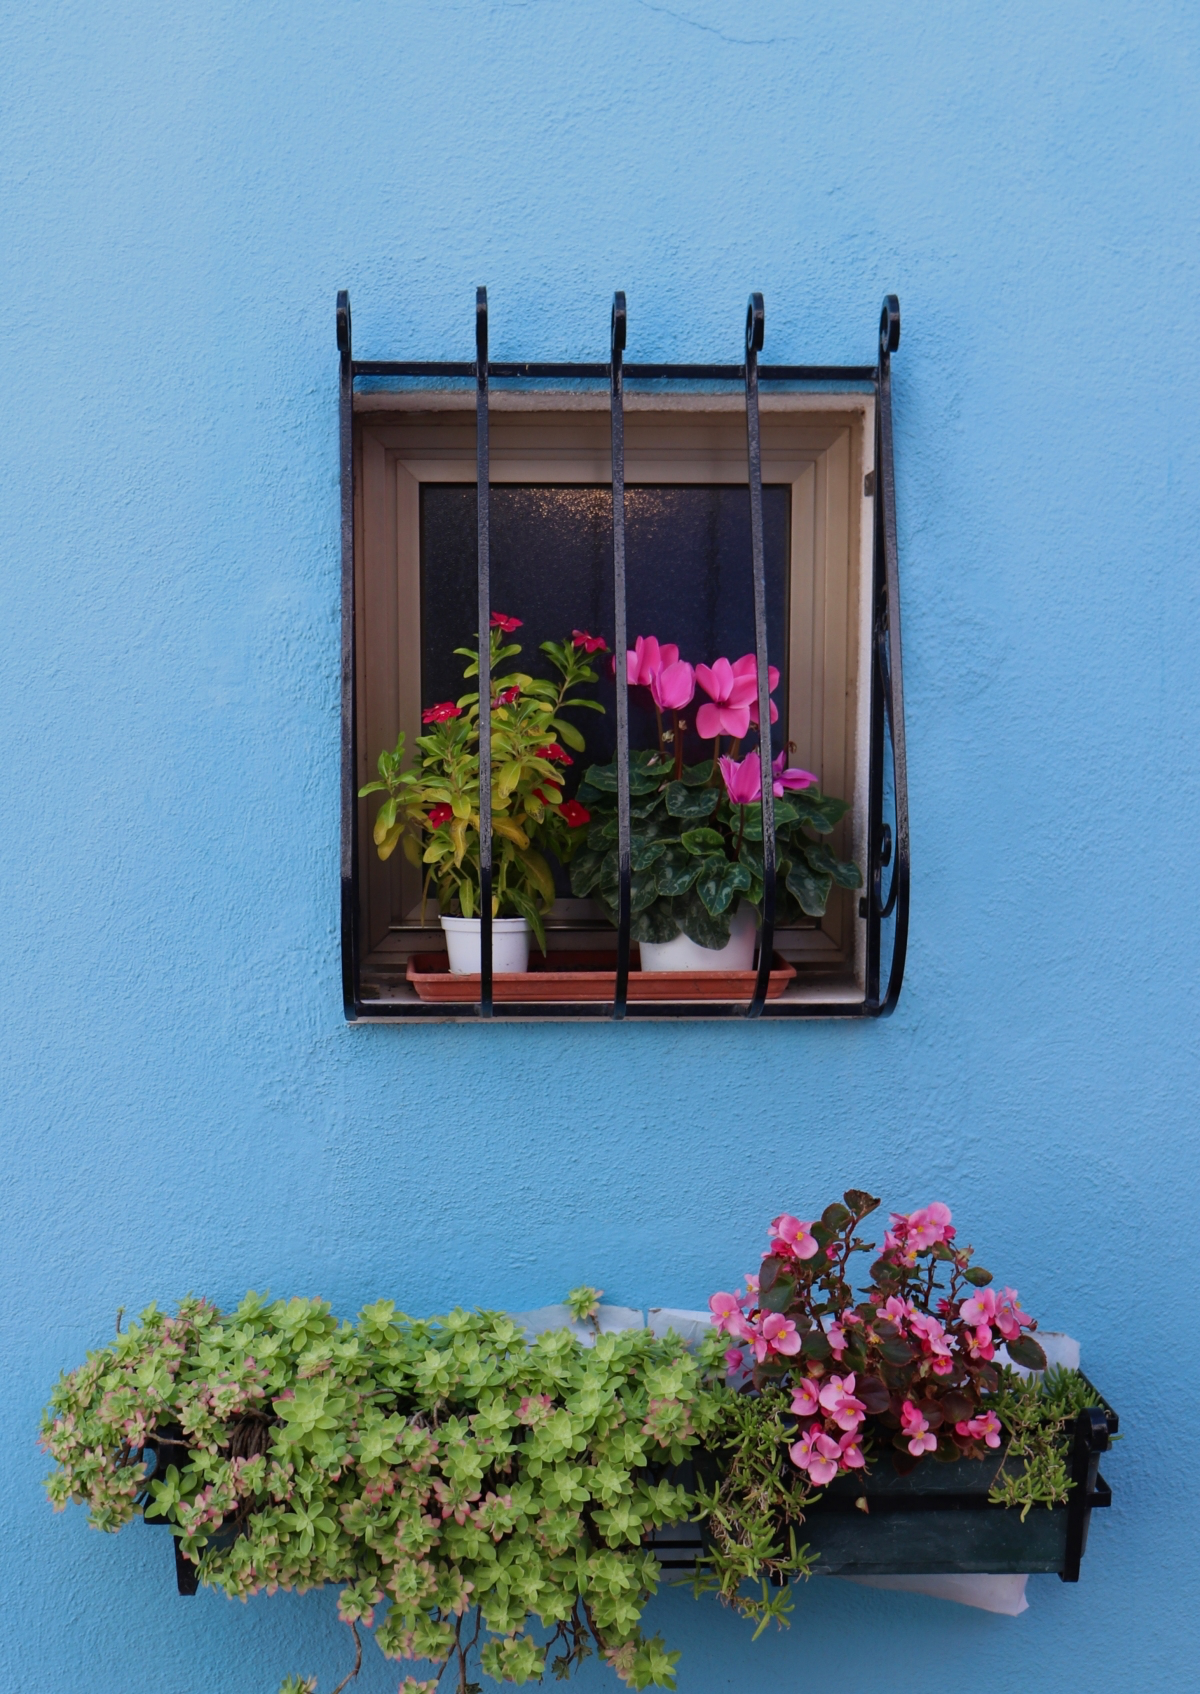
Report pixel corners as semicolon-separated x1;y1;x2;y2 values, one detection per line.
420;484;790;776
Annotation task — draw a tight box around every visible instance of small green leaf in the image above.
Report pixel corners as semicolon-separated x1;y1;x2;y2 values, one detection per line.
665;782;720;820
801;1330;832;1361
759;1275;795;1314
1005;1335;1048;1372
550;717;586;751
680;827;725;856
964;1266;993;1287
821;1202;851;1231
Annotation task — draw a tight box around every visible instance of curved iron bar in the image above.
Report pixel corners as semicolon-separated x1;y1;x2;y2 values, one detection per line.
609;293;631;1020
476;288;493;1018
743;293;776;1018
872;294;909;1015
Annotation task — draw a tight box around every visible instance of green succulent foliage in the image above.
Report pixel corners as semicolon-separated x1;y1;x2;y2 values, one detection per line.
572;753;861;944
41;1296;734;1693
986;1366;1113;1520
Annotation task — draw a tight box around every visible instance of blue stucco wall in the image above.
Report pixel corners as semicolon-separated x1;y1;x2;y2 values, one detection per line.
3;3;1197;1689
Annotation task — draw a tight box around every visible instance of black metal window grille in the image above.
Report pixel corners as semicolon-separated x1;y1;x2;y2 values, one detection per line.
337;289;909;1022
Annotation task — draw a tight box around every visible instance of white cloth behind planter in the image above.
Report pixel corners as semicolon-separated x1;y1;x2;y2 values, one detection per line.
508;1304;643;1346
510;1304;1080;1619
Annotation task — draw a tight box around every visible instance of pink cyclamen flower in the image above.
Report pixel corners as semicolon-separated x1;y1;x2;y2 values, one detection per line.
650;658;696;712
771;749;817;795
900;1401;938;1456
994;1288;1033;1341
719;751;765;806
955;1410;1003;1450
708;1292;747;1337
732;654;781;728
694;657;764;739
769;1214;819;1260
790;1379;822;1418
753;1311;802;1361
626;636;679;688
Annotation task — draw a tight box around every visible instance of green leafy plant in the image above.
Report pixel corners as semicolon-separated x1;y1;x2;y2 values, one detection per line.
570;748;859;949
359;619;604;948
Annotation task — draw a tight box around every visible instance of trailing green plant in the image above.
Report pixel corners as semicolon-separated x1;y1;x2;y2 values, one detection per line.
41;1198;1110;1693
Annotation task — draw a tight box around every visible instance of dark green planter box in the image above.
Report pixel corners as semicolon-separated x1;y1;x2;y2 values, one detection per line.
649;1396;1118;1586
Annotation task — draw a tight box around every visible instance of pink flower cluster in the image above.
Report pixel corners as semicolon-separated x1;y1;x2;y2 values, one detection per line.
883;1201;956;1264
956;1287;1034;1362
788;1374;867;1482
624;634;781;737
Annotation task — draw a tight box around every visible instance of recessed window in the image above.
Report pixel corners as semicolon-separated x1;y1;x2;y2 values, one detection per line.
351;396;874;1010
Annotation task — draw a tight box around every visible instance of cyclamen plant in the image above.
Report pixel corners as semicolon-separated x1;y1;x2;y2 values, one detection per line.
708;1190;1047;1487
359;619;603;948
570;635;861;949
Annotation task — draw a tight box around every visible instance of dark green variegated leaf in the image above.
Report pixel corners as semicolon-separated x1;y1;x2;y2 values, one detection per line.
568;848;605;897
681;761;716;787
665;781;720;820
654;851;701;897
964;1266;993;1287
789;791;848;833
630;792;666;820
680;827;725;856
786;858;834;916
629;836;666;871
1005;1335;1048;1372
675;889;732;950
629;867;661;914
581;761;618;793
803;840;863;889
696;857;751;917
629;901;680;944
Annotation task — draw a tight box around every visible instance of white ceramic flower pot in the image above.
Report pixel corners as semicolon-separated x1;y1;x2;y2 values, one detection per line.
638;900;758;973
440;915;532;975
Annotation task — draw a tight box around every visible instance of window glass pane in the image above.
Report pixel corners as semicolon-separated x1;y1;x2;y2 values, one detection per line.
420;484;790;773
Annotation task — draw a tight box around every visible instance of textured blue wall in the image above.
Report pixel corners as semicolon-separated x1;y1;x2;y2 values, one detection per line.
3;3;1197;1689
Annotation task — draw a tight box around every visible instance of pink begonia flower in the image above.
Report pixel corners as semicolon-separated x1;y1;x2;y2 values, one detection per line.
966;1324;995;1363
879;1295;916;1332
826;1321;847;1360
909;1312;954;1359
959;1288;997;1329
956;1411;1003;1450
626;636;678;688
754;1311;802;1360
694;657;760;739
905;1202;955;1251
838;1432;866;1469
718;751;764;806
789;1427;821;1472
743;1272;759;1300
769;1213;819;1260
708;1292;747;1337
900;1401;938;1456
650;658;696;712
819;1374;866;1432
994;1287;1033;1341
806;1432;843;1486
790;1379;822;1418
771;749;817;796
724;1348;745;1373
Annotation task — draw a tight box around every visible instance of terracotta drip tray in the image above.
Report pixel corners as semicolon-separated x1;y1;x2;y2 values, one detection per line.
406;949;796;1003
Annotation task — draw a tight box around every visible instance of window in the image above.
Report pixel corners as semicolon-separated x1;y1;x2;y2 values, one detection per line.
338;293;907;1020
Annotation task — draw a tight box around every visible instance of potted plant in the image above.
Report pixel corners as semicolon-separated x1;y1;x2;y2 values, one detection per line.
41;1195;1115;1694
570;636;862;970
359;617;602;971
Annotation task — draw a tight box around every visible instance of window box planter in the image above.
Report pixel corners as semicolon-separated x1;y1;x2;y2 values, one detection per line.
405;948;796;1003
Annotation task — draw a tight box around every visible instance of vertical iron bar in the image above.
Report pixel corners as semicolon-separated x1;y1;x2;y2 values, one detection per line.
610;293;631;1018
1061;1408;1109;1581
875;295;909;1015
337;291;359;1020
744;293;775;1017
476;288;493;1017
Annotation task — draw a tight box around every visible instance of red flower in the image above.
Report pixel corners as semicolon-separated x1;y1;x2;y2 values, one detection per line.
494;686;520;706
427;803;453;827
572;629;608;654
422;701;462;724
559;799;591;828
536;744;573;764
490;612;522;632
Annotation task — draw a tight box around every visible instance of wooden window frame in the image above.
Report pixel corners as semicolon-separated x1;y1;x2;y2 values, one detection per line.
348;390;878;1016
